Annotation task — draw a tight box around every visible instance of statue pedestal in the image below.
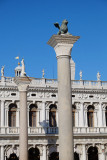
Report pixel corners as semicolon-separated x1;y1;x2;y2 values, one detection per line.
14;77;31;160
48;34;80;160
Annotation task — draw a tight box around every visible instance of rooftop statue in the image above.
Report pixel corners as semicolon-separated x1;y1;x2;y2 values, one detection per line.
1;66;5;77
54;19;71;35
21;58;26;77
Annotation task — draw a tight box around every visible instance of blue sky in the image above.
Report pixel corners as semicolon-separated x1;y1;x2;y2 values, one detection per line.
0;0;107;81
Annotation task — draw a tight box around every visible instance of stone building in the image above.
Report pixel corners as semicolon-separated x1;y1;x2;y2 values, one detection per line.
0;58;107;160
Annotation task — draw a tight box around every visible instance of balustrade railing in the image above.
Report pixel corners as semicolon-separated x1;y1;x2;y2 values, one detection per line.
1;76;107;89
0;127;107;135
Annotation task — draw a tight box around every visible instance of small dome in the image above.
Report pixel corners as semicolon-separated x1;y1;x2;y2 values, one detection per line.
15;63;22;77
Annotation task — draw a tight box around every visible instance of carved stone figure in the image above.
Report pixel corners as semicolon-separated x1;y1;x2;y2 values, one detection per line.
21;58;26;77
1;66;5;76
79;70;82;80
97;72;101;81
54;19;70;35
42;69;45;78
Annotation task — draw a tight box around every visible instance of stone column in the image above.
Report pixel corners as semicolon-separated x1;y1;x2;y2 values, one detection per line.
1;100;5;127
82;144;86;160
98;103;103;127
48;35;80;160
79;102;84;127
14;77;31;160
43;145;47;160
1;145;4;160
16;108;19;127
42;101;46;127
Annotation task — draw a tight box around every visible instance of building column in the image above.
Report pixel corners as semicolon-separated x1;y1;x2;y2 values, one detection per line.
75;111;78;127
82;144;86;160
94;111;98;127
79;102;84;127
43;145;47;160
98;103;103;127
42;101;46;127
48;34;79;160
16;108;19;127
1;145;4;160
84;110;88;127
14;77;30;160
1;100;5;127
102;108;106;127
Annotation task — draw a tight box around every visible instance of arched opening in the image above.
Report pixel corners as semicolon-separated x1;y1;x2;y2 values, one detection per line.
49;152;59;160
8;104;17;127
8;153;18;160
87;105;94;127
74;152;79;160
105;106;107;126
72;105;76;127
29;104;37;127
49;104;57;127
28;147;40;160
88;146;98;160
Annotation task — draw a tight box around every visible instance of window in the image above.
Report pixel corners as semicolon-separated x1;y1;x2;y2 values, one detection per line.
8;104;17;127
87;106;94;127
29;104;37;127
49;105;57;127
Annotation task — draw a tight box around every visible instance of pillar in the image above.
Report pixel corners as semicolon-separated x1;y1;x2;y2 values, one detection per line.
1;100;5;127
82;145;86;160
43;145;47;160
1;145;4;160
79;102;84;127
98;103;103;127
42;101;46;127
14;77;31;160
48;34;80;160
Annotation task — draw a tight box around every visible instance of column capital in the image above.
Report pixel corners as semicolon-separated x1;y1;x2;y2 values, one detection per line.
14;77;31;92
47;35;80;58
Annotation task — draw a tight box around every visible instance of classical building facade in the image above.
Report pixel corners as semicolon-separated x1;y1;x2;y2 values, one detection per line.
0;59;107;160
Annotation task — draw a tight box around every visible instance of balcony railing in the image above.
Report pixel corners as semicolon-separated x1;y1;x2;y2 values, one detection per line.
0;127;107;135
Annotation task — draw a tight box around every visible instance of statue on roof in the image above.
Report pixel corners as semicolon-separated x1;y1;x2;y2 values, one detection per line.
97;72;101;81
79;70;82;80
21;58;26;77
1;66;5;77
54;19;71;35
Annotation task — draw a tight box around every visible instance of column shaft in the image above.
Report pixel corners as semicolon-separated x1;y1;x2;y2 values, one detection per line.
19;91;28;160
43;145;47;160
1;146;4;160
79;103;84;127
82;145;86;160
1;101;5;127
98;103;103;127
57;56;74;160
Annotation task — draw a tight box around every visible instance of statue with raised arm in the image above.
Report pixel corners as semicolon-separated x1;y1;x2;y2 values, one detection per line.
21;58;26;77
1;66;5;77
97;72;101;81
79;70;82;80
54;19;71;35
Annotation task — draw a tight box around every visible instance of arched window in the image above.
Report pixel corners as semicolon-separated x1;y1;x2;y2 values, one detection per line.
74;152;79;160
87;106;94;127
105;106;107;126
49;104;57;127
72;105;76;127
8;104;17;127
88;146;98;160
28;147;40;160
29;104;37;127
8;153;18;160
49;152;59;160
